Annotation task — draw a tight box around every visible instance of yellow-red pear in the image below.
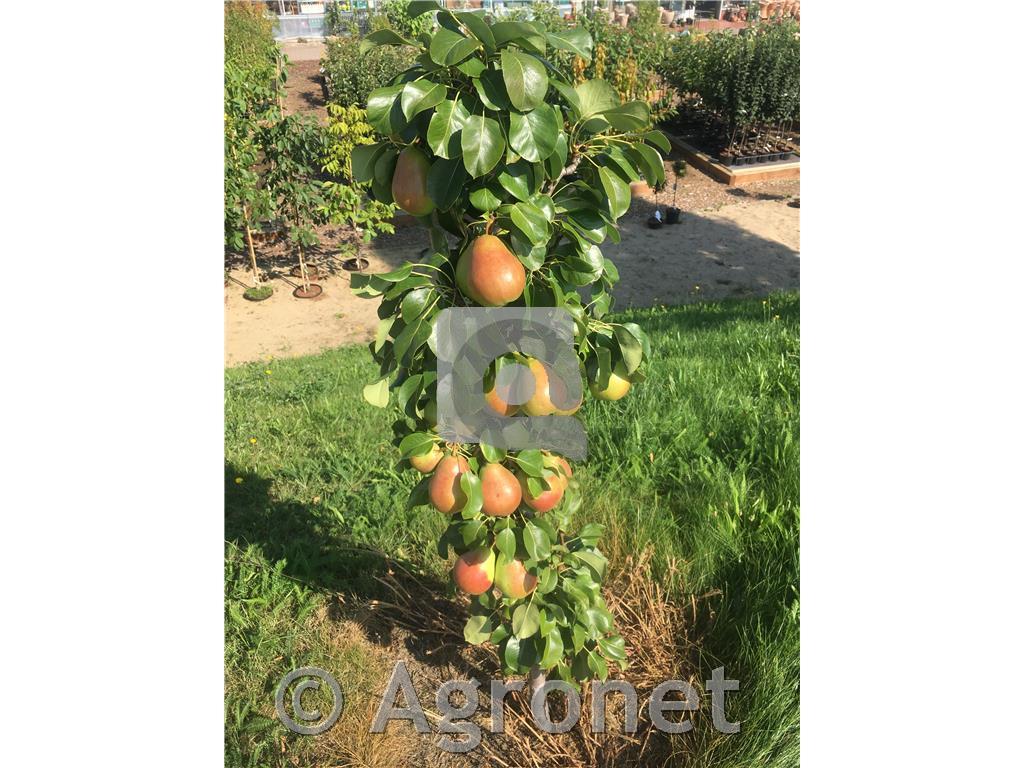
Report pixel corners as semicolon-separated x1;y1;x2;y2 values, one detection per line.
455;235;526;307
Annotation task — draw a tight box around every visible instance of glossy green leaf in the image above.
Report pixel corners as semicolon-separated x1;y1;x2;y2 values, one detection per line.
407;0;442;17
456;11;496;52
366;84;407;136
473;69;511;110
401;81;446;121
464;614;494;644
495;527;516;561
469;184;503;212
546;28;593;63
576;79;619;119
512;604;540;639
427;99;470;159
598;166;630;219
614;325;643;374
459;471;483;517
430;27;480;66
601;100;650;131
399;431;436;458
515;448;544;476
509;201;550;245
351;142;385;184
362;377;390;408
461;115;505;177
426;156;467;210
523;521;551;561
500;49;548;111
540;627;564;669
359;29;414;54
641;129;672;154
497;160;535;201
628;143;665;186
508;104;559;163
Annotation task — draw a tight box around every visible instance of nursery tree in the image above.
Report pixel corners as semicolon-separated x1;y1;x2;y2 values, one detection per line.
263;114;330;294
351;2;665;690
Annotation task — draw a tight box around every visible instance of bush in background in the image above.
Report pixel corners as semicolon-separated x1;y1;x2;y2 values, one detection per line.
662;20;800;149
321;33;418;108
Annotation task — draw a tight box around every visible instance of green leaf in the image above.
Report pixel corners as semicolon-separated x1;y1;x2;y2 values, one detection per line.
362;377;390;408
598;634;626;661
459;471;483;517
641;130;672;154
550;80;581;119
491;21;546;51
576;79;619;119
508;104;559;163
461;115;505;178
620;321;651;360
540;627;565;669
497;160;535;202
500;49;548;111
430;28;480;66
406;0;441;18
470;184;503;212
515;448;544;477
464;614;495;645
456;56;485;77
523;521;552;561
503;635;520;670
460;518;486;547
351;143;385;184
427;156;467;211
545;133;568;179
512;604;540;639
427;98;470;159
509;202;550;245
601;101;651;131
628;143;665;187
495;527;516;561
573;550;607;581
401;81;447;121
546;28;593;62
456;11;496;52
480;443;507;463
399;431;436;458
587;652;608;680
359;29;414;54
366;85;407;137
614;325;643;374
598;166;630;220
577;522;604;546
473;68;511;111
401;287;433;320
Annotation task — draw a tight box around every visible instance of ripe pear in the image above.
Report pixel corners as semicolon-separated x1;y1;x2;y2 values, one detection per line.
589;364;632;401
410;443;443;473
517;468;564;513
429;454;470;514
494;558;537;599
453;548;496;595
455;235;526;306
392;146;435;217
480;462;522;517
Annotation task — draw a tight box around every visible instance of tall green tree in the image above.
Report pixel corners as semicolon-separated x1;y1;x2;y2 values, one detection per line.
351;2;666;690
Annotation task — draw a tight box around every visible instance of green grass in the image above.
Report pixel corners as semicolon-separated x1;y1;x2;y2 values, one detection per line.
225;292;799;767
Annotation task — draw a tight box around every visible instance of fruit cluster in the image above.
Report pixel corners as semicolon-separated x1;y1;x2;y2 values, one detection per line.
350;2;662;685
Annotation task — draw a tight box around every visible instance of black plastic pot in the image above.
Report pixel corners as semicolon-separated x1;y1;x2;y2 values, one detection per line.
666;207;681;224
647;214;663;229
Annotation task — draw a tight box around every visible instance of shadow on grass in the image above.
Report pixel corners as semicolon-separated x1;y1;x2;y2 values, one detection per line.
224;463;469;670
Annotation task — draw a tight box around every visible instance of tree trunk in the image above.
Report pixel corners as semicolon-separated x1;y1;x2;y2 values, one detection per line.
528;666;550;721
297;241;310;291
243;206;260;285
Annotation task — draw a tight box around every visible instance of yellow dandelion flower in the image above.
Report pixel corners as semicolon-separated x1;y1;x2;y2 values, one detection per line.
264;369;272;375
234;477;244;484
250;437;258;444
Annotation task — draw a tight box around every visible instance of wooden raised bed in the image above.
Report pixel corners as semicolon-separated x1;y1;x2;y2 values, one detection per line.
665;134;800;187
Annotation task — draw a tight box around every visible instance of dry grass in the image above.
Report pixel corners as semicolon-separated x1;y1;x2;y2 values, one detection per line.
344;549;701;768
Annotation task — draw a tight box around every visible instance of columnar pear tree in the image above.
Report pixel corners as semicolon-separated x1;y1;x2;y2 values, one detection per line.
351;2;664;689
